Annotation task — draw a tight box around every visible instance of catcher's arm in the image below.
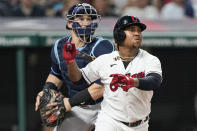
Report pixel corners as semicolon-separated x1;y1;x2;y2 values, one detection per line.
47;83;104;112
37;79;104;127
65;83;104;111
46;74;63;88
87;83;104;101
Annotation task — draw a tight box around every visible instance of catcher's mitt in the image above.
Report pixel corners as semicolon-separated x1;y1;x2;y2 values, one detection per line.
38;82;66;127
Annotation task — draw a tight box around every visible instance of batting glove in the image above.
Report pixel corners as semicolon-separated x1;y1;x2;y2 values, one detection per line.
63;42;77;64
109;74;120;91
110;74;134;92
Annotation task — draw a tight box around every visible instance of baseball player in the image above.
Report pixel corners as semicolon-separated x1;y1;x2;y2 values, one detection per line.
63;15;163;131
35;3;114;131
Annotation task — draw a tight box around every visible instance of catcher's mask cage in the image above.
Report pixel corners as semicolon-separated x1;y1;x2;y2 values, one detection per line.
113;15;146;49
66;3;101;43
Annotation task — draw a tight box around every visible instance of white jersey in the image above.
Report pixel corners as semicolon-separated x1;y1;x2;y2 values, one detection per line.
81;49;162;123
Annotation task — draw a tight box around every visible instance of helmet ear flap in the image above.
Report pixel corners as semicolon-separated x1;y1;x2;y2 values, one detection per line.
114;28;126;44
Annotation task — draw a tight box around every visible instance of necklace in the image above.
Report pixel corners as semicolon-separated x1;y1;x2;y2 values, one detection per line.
119;56;135;61
118;50;139;61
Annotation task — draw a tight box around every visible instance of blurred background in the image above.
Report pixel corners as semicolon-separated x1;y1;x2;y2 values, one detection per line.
0;0;197;131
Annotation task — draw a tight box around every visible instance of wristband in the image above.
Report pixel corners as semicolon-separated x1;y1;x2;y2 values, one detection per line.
69;88;93;107
43;82;58;91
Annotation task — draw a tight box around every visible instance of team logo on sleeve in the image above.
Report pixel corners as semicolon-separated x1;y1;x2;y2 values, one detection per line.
126;72;145;78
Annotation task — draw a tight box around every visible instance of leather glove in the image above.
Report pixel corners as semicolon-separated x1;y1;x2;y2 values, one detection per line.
38;85;66;127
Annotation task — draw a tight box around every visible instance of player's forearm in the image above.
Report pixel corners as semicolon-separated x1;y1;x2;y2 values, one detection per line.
63;87;103;112
64;84;104;112
88;83;104;100
138;73;162;91
46;74;63;90
67;61;82;82
63;98;72;112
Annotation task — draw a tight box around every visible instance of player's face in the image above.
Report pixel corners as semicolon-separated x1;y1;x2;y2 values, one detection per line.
74;15;92;27
123;26;142;49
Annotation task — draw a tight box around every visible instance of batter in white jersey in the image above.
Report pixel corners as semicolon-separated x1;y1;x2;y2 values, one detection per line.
81;48;162;122
64;15;163;131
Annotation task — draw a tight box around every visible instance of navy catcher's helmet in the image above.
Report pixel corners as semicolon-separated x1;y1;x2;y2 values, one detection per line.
113;16;146;44
66;3;101;43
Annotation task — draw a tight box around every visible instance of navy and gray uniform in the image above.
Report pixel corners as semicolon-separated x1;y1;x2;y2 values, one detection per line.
50;36;114;131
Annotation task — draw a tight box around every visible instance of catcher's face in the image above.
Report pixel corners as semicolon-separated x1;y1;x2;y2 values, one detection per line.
123;26;142;49
67;15;99;43
67;15;93;28
74;15;92;27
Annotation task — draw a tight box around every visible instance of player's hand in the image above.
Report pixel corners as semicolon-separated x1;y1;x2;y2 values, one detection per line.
35;91;43;111
115;74;134;85
45;97;71;112
115;74;134;92
109;74;120;91
110;74;134;92
63;42;77;64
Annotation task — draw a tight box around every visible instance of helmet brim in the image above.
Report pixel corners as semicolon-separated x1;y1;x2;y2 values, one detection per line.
124;23;146;32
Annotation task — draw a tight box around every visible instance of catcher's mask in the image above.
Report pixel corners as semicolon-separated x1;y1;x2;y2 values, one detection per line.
113;15;146;48
66;3;101;43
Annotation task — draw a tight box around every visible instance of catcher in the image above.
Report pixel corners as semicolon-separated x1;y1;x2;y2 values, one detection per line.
35;2;114;131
